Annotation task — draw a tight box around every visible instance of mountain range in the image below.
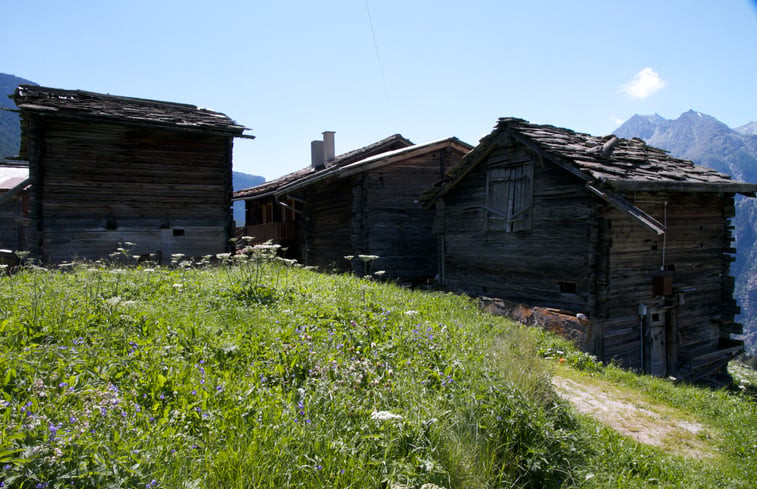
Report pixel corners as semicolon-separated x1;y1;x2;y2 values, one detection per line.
615;111;757;354
0;73;263;225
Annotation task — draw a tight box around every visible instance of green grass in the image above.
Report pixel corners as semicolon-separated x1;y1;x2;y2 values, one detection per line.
0;256;755;488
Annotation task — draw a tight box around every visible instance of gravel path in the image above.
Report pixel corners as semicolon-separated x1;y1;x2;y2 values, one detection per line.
552;375;716;459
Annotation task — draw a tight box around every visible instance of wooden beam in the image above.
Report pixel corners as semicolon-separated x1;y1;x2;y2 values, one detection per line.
585;182;666;235
0;178;30;206
606;179;757;195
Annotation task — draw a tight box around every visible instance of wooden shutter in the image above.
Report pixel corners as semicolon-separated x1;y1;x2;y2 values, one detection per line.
485;163;532;232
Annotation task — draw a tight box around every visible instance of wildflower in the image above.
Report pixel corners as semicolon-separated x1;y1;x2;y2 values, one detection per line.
370;411;402;421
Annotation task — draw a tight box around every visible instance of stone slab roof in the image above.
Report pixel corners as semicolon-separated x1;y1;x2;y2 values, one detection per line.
422;117;757;205
234;134;413;200
13;85;247;135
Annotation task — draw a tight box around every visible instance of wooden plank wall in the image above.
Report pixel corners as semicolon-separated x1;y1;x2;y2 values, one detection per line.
303;178;354;271
0;194;28;250
354;148;463;282
598;192;736;372
30;118;232;263
439;143;595;314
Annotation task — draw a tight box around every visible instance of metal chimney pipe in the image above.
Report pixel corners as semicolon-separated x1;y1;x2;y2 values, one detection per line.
322;131;335;164
311;140;324;169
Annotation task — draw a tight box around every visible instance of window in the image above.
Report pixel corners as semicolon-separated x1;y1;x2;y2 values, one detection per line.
485;163;533;232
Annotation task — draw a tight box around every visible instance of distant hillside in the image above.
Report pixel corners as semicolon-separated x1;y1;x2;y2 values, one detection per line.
735;121;757;136
0;73;37;158
615;111;757;353
232;171;265;225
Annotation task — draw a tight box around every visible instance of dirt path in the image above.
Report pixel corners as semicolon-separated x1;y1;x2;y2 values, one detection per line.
552;375;717;460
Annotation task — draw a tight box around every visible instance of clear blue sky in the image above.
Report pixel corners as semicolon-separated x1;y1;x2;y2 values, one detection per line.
2;0;756;180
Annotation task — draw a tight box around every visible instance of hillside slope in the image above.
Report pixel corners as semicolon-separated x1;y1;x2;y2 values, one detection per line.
1;261;755;488
0;73;36;158
615;112;757;353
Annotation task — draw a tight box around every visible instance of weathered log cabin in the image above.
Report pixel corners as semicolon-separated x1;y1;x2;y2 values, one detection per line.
0;161;30;251
234;132;471;281
13;85;250;264
420;117;757;382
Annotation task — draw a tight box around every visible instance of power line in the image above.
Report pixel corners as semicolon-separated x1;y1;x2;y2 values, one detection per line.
364;0;389;100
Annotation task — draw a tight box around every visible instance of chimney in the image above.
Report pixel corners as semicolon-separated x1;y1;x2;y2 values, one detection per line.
322;131;335;164
311;140;324;169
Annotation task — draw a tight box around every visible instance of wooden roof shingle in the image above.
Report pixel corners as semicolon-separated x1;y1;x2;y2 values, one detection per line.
421;117;757;206
13;85;248;136
234;134;414;200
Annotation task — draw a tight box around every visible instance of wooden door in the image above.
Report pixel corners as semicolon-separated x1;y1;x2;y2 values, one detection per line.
647;307;667;377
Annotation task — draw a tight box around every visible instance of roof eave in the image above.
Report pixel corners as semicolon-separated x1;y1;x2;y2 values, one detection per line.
606;179;757;195
339;137;472;178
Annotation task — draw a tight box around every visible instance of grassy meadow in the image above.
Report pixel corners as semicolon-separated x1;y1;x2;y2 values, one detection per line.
0;248;755;488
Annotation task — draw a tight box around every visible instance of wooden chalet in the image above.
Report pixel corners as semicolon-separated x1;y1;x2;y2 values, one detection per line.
420;117;757;382
13;85;250;264
0;161;30;252
234;132;471;281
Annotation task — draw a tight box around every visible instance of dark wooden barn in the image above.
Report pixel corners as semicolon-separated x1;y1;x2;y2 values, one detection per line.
420;117;757;382
0;161;30;252
13;85;250;264
234;132;471;281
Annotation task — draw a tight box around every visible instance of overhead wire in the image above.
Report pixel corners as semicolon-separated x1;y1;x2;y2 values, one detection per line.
364;0;389;101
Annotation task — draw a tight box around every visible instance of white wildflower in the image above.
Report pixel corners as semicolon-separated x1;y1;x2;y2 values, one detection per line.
370;410;402;421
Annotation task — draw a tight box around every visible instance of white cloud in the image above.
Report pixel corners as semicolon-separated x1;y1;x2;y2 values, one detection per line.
620;67;665;99
609;114;624;126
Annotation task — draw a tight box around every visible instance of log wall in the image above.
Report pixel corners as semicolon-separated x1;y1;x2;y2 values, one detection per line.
354;148;463;282
303;178;354;271
27;118;233;263
597;192;738;376
0;192;28;251
439;143;595;314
